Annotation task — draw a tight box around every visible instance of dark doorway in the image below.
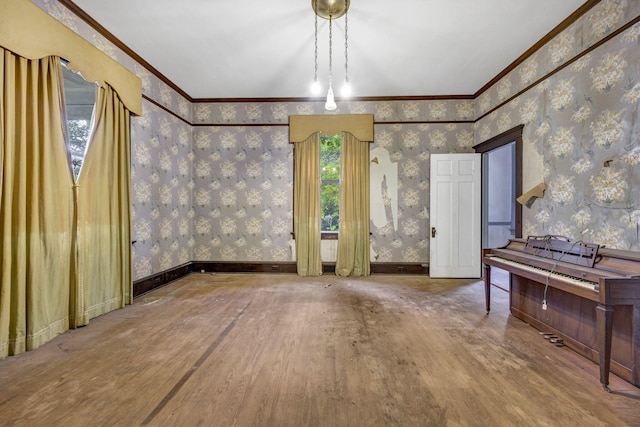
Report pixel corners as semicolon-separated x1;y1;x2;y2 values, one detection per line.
474;125;523;249
483;142;516;248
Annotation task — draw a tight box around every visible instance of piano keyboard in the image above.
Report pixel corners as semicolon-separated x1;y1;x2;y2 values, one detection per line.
485;255;599;291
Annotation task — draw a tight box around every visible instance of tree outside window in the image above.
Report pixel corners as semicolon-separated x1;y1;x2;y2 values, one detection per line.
320;134;341;232
67;119;90;178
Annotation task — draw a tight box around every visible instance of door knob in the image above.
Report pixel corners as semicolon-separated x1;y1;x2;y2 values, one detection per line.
431;227;437;238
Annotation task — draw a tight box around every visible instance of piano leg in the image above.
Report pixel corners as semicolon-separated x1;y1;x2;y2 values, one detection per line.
596;304;614;392
484;264;491;314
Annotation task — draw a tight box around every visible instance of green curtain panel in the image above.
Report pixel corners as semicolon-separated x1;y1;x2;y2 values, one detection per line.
0;47;133;357
0;50;74;357
293;132;322;276
336;132;370;277
75;84;132;326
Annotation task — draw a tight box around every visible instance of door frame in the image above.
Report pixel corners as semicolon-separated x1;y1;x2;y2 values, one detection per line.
474;125;524;243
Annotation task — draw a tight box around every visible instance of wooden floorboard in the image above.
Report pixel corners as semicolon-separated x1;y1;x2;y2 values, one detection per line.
0;273;639;426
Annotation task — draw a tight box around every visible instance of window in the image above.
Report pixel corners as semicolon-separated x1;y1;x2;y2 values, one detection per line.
320;134;341;233
61;61;96;179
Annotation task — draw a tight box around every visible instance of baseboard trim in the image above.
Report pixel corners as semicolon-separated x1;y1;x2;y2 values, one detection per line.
133;262;193;297
134;261;429;297
370;263;429;274
191;261;298;274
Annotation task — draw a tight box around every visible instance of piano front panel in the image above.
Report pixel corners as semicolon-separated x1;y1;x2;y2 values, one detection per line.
509;274;637;385
600;277;640;305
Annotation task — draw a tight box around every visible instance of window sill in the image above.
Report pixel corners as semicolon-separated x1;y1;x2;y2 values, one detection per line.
321;232;339;240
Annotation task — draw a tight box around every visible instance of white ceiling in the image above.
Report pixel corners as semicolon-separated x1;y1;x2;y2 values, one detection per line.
70;0;586;100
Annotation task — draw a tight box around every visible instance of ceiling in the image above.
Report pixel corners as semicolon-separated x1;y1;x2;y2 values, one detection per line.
69;0;587;100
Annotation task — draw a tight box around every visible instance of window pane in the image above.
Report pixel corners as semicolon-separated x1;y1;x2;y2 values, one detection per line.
320;134;341;232
67;119;90;178
62;61;96;180
321;182;340;231
320;134;340;180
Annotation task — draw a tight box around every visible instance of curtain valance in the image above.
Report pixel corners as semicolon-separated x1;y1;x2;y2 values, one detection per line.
0;0;142;115
289;114;374;143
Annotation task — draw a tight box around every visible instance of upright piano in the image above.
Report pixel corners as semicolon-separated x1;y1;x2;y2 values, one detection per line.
482;235;640;391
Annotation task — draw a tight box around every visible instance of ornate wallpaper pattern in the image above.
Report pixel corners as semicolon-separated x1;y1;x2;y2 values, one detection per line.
34;0;640;281
130;104;193;278
476;4;640;252
187;120;474;266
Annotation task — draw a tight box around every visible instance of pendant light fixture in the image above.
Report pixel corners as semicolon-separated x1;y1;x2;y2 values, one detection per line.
341;9;351;97
325;11;337;110
311;1;321;95
310;0;351;111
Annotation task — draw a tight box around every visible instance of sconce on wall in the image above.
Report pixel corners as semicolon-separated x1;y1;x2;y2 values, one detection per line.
311;0;351;111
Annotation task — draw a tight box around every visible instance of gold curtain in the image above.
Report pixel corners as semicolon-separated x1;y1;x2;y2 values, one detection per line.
293;132;322;276
0;50;74;357
336;132;370;277
74;84;132;326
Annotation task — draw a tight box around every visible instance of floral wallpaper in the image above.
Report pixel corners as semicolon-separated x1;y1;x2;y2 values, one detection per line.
130;103;193;278
190;125;293;262
474;0;640;119
34;0;640;281
476;0;640;252
186;119;474;265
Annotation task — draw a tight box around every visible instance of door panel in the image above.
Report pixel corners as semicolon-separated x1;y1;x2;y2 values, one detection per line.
430;153;481;278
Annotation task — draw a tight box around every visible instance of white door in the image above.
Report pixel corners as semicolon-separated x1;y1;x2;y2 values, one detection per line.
429;153;481;278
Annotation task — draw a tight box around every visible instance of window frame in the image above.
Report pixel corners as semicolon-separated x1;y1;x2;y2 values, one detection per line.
61;60;97;180
319;134;342;238
288;114;375;242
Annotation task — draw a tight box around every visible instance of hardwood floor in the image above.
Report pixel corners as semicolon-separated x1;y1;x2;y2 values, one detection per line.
1;273;639;426
489;266;510;291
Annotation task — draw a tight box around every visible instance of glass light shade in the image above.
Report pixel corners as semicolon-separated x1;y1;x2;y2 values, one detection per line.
311;78;322;95
341;80;351;97
325;86;337;110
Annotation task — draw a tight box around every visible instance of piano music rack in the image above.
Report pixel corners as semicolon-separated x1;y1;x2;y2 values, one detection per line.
523;235;600;268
